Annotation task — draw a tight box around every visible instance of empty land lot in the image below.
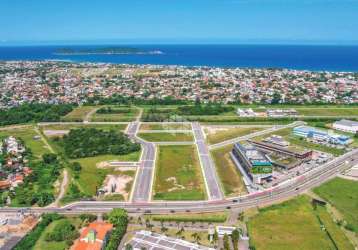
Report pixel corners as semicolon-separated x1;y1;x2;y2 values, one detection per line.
211;144;246;196
314;177;358;234
204;126;266;145
138;132;194;142
297;108;358;117
61;106;98;122
69;152;141;197
247;195;353;250
90;108;139;122
153;145;206;200
139;123;192;131
40;123;128;131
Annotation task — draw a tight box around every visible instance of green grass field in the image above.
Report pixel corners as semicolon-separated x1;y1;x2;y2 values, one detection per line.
211;144;246;196
247;196;352;250
40;123;128;131
153;145;206;200
0;127;51;160
61;106;98;122
140;123;192;131
205;126;265;145
297;108;358;117
315;205;355;250
313;177;358;233
90;108;139;122
71;152;140;197
138;132;194;142
33;217;82;250
147;212;228;223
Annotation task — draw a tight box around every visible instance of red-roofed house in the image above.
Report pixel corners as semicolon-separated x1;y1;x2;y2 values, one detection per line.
71;221;113;250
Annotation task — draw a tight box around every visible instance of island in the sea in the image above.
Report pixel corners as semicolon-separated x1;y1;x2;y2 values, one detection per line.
53;47;163;55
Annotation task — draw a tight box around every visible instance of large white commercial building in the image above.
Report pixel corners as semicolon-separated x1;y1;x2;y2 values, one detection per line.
333;119;358;134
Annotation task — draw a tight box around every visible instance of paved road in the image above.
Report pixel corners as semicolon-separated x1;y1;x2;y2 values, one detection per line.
131;140;156;202
192;122;224;201
126;122;156;202
209;121;304;150
2;149;355;215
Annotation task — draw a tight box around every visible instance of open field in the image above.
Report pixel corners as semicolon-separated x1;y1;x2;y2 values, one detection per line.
315;205;355;250
40;123;128;131
61;106;98;122
90;107;139;122
138;132;194;142
297;108;358;117
140;123;192;131
211;144;246;196
247;195;352;250
153;145;206;200
147;212;228;223
33;217;82;250
0;126;51;159
313;177;358;233
71;153;141;197
204;126;265;145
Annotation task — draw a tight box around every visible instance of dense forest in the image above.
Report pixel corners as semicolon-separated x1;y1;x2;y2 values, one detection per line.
62;128;140;159
0;103;74;126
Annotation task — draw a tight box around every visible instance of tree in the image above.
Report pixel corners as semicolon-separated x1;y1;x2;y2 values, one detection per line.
160;226;168;234
237;212;244;222
191;232;201;243
231;229;240;250
125;244;133;250
212;230;218;245
42;153;58;164
36;192;55;207
271;91;282;104
108;208;128;226
223;234;230;250
70;162;82;172
45;219;77;242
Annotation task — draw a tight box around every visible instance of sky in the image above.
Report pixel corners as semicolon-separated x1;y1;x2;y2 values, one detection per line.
1;0;358;45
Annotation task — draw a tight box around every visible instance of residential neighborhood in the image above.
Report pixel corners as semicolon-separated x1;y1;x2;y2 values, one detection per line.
0;61;357;107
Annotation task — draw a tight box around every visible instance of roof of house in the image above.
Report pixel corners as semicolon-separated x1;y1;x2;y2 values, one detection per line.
334;119;358;127
72;221;113;250
0;180;11;189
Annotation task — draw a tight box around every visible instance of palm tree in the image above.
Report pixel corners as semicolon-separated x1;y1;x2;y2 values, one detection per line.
191;232;201;243
176;227;185;238
161;226;168;234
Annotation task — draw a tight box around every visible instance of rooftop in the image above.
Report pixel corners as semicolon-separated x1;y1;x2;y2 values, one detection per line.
125;230;215;250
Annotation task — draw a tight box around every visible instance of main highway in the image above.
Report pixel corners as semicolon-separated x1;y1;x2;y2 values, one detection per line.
1;148;357;215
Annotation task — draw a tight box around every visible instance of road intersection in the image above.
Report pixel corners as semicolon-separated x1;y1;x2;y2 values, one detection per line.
2;120;356;216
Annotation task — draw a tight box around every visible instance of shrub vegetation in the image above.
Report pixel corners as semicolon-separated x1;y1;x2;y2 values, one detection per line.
62;128;140;159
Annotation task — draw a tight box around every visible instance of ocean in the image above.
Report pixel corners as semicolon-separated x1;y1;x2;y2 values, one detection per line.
1;44;358;72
